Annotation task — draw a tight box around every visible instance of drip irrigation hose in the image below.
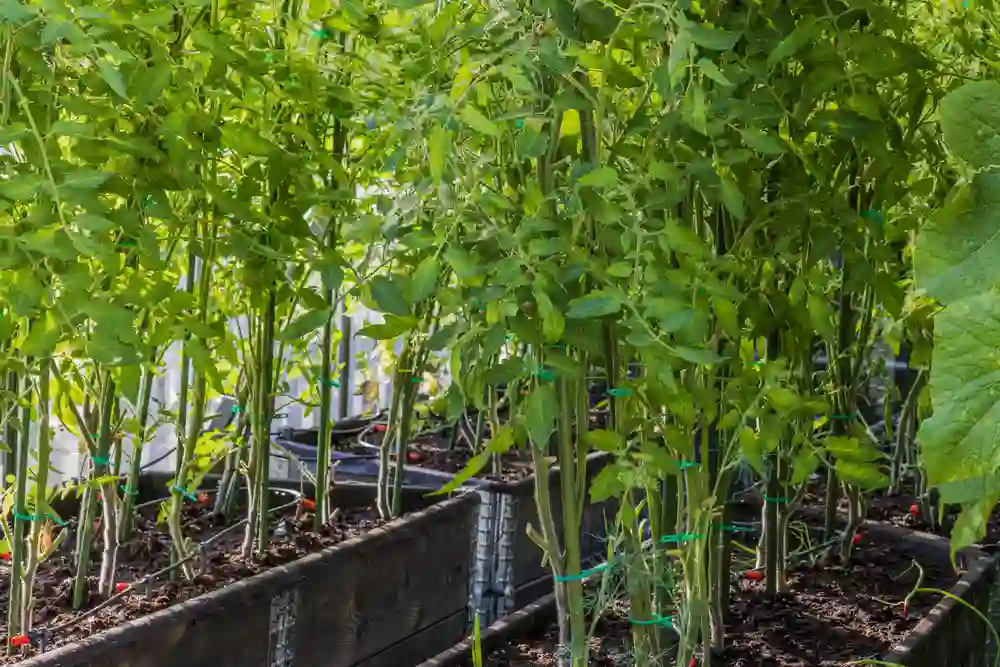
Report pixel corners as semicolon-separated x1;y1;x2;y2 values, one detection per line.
14;488;305;646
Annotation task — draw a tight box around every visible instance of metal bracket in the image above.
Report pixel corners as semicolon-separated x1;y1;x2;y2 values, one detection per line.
268;588;298;667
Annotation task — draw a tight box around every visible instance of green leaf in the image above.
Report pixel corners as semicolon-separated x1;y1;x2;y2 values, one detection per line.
834;459;889;491
428;126;450;183
915;173;1000;304
73;213;116;233
369;276;410;316
677;18;740;51
23;312;61;357
357;315;417;340
430;426;514;496
98;61;128;99
410;257;439;304
584;429;622;453
0;123;28;144
696;59;732;86
577;166;618;189
939;81;1000;170
739;128;785;156
315;250;346;294
718;175;745;220
951;494;1000;553
277;308;331;341
566;290;622;319
63;170;112;190
524;385;559;449
918;291;1000;492
459;105;501;137
767;20;817;69
671;346;723;364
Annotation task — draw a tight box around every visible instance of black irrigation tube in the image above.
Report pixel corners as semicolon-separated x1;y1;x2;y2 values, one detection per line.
10;488;305;650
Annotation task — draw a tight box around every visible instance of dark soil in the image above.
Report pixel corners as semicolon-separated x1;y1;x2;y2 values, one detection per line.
404;438;535;483
474;528;956;667
0;498;385;663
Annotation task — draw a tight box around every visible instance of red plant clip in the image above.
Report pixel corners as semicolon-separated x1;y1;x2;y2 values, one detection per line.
852;533;862;546
115;582;129;593
197;493;210;505
909;503;919;517
744;570;763;581
902;603;909;619
373;424;387;433
9;635;28;647
689;658;697;667
0;552;10;561
406;452;421;463
300;498;316;511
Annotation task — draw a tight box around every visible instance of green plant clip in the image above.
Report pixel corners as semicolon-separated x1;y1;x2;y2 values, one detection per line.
119;485;139;496
829;412;857;421
862;210;885;226
90;455;110;465
12;511;64;525
326;380;341;388
659;532;706;544
410;377;422;384
553;560;614;581
763;495;788;504
535;368;555;382
607;388;632;398
233;406;243;415
678;461;700;470
629;613;675;628
171;486;200;503
312;27;333;39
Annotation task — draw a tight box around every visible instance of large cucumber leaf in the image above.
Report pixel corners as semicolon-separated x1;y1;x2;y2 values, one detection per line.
915;80;1000;550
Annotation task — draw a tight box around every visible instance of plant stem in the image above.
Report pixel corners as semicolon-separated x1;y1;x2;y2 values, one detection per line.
120;354;156;541
6;370;27;650
20;364;50;635
94;373;120;596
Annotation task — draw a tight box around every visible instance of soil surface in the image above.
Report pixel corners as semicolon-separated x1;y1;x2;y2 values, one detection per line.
0;498;385;663
474;527;957;667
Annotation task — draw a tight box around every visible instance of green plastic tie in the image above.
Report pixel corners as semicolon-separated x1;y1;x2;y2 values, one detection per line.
119;485;139;496
12;511;41;522
607;388;632;398
678;461;700;470
763;495;788;504
171;486;200;503
90;455;110;465
829;412;856;421
553;560;613;581
629;614;675;628
312;27;333;39
714;523;749;533
410;377;422;384
46;512;67;526
233;406;243;415
326;380;341;388
862;210;884;226
659;532;706;545
536;368;555;382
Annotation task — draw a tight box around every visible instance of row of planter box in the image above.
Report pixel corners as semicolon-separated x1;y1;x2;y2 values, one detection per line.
20;444;1000;667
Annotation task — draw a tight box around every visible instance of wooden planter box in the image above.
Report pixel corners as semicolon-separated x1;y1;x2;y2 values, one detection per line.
20;485;479;667
352;447;617;627
414;522;998;667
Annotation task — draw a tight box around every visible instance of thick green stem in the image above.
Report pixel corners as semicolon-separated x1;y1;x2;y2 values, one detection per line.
20;365;50;635
93;374;120;596
556;377;586;667
7;371;27;649
315;305;334;528
120;357;156;541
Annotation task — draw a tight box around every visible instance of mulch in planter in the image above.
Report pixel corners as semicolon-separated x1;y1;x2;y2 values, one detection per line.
467;529;957;667
0;499;386;663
